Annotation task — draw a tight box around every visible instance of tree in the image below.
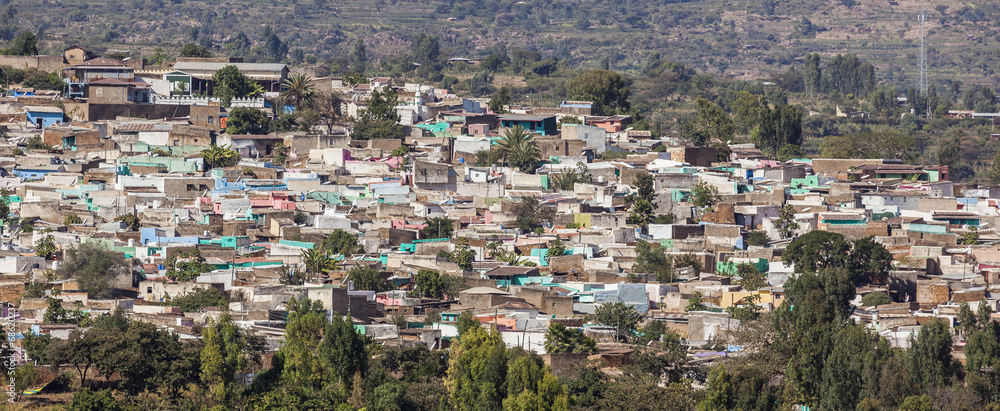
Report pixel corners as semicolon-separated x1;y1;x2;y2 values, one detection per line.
693;98;734;144
353;86;403;140
59;243;129;298
497;125;541;173
414;269;444;299
592;301;643;343
690;181;718;208
627;199;655;231
225;107;270;135
861;292;892;307
421;217;455;239
489;86;511;114
201;312;250;406
212;65;259;106
633;171;656;203
737;264;767;291
280;73;316;110
3;30;37;55
566;70;631;116
849;236;893;284
544;323;596;354
511;196;554;234
165;249;214;282
301;247;336;281
783;230;852;273
315;92;343;133
546;240;567;259
746;231;770;247
179;43;211;58
348;264;390;292
965;320;1000;402
961;227;980;245
169;287;226;312
114;214;141;231
820;132;914;160
69;388;122;411
150;48;166;65
0;188;10;226
907;318;960;390
634;239;673;282
819;323;895;410
686;292;708;311
351;38;368;73
34;234;56;259
260;25;288;62
804;53;822;98
775;205;799;239
446;324;508;410
321;229;359;256
448;239;476;270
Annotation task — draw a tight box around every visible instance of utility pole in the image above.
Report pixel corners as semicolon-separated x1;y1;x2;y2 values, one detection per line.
919;9;929;116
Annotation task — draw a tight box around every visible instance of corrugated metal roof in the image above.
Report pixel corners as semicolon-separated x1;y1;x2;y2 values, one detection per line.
171;62;288;73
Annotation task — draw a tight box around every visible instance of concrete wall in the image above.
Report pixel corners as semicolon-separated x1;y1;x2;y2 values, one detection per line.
0;55;66;72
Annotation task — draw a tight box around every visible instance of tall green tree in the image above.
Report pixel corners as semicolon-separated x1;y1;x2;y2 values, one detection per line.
783;230;852;273
3;30;37;55
201;312;250;406
489;86;511;114
694;98;735;145
907;318;961;390
849;236;894;285
446;324;508;410
966;319;1000;402
212;65;260;106
566;70;631;116
634;239;673;282
351;38;368;73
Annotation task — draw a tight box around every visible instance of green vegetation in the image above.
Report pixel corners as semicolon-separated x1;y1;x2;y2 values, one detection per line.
167;287;227;312
421;216;455;239
496;125;541;174
59;242;129;298
347;264;390;292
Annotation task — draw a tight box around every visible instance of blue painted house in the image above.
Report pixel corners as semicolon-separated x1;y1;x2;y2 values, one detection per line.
13;165;64;180
24;106;64;129
499;114;557;135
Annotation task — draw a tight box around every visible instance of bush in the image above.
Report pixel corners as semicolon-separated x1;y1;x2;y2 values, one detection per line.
746;231;771;247
860;292;892;307
69;388;122;411
64;214;82;225
166;287;227;312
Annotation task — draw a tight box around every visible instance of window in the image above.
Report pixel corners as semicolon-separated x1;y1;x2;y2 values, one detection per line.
147;287;153;294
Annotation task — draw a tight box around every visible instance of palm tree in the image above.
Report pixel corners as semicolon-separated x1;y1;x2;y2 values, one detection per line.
301;247;338;282
497;125;541;173
551;168;580;191
200;144;240;170
280;73;316;110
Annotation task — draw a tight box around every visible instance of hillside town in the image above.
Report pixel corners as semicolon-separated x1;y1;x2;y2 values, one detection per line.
0;47;996;408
